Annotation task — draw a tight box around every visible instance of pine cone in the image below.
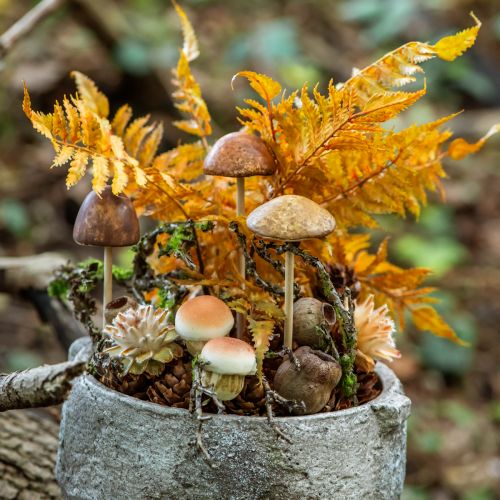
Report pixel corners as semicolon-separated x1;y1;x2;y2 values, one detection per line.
324;263;361;299
99;369;150;400
356;370;382;405
147;358;192;409
225;376;266;416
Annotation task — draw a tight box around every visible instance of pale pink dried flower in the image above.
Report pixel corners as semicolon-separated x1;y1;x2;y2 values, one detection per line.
354;295;401;368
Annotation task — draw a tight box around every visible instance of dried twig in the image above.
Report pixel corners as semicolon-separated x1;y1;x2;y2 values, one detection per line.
189;362;225;468
0;0;65;60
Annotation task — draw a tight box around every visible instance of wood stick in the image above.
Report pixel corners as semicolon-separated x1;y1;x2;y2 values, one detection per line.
284;250;294;349
103;246;113;326
235;177;246;339
0;360;85;411
0;0;65;59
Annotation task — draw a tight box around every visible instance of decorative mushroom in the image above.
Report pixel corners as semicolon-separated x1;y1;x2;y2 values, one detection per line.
174;295;234;355
247;195;335;350
273;346;342;415
199;336;257;401
203;131;276;338
73;186;140;326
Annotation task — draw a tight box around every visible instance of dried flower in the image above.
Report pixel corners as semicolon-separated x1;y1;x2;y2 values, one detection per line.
354;295;400;372
104;304;183;375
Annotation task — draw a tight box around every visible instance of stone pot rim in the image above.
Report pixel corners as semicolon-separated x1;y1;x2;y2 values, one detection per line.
79;358;406;422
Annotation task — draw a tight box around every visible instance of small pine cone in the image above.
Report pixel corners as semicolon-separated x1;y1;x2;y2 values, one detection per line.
99;369;149;397
356;370;382;405
147;359;192;409
324;263;361;299
225;376;266;416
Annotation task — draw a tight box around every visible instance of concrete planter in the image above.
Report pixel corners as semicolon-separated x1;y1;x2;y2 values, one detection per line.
57;338;411;499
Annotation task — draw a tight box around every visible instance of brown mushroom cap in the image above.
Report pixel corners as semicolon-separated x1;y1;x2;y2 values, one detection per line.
203;132;276;178
246;195;335;241
73;186;140;247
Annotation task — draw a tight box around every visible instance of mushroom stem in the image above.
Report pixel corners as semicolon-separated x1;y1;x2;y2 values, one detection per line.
103;246;113;326
236;177;246;339
284;250;294;349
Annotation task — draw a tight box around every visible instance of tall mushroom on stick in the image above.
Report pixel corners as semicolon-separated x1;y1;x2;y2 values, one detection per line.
73;186;140;327
247;195;335;350
203;132;276;338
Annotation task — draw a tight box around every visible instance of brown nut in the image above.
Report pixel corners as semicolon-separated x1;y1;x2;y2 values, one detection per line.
293;297;336;349
273;346;342;415
104;296;138;324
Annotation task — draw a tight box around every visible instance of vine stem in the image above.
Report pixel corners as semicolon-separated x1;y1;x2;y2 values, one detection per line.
235;178;246;339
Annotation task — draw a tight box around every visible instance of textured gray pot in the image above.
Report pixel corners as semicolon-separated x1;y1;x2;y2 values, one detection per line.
57;338;411;500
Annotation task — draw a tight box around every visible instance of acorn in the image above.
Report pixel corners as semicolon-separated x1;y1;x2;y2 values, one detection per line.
293;297;336;349
273;346;342;415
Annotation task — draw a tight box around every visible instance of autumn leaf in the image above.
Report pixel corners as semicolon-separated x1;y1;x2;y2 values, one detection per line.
71;71;109;118
448;124;500;160
431;12;481;61
172;0;199;62
248;317;275;381
411;306;468;345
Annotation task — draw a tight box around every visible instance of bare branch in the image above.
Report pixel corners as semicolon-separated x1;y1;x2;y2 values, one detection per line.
0;360;85;411
0;0;65;60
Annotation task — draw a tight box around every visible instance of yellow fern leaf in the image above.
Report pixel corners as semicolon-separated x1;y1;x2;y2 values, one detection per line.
112;104;133;137
138;123;163;167
431;12;481;61
173;0;199;62
52;146;74;167
411;306;467;345
343;14;481;104
124;116;153;157
248;317;275;381
23;86;53;140
71;71;109;118
66;151;89;188
111;160;128;194
232;71;282;102
91;156;110;194
448;123;500;160
172;51;212;138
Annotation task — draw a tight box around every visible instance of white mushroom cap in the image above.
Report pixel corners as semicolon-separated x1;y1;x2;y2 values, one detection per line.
246;194;335;241
175;295;234;341
200;337;257;376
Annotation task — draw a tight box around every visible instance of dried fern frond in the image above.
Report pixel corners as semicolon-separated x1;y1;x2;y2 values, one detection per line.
343;12;482;104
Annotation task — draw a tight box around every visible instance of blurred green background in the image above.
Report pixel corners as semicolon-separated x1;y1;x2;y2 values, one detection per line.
0;0;499;498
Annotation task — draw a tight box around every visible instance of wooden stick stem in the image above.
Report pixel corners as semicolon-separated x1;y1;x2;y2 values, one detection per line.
235;177;246;339
284;250;294;349
103;246;113;326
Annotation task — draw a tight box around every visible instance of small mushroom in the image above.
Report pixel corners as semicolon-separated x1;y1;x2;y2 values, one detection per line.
293;297;336;349
174;295;234;355
203;132;276;338
199;336;257;401
273;346;342;415
73;186;140;326
247;195;335;349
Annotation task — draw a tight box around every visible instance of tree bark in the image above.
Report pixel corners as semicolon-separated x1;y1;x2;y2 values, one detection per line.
0;361;85;412
0;410;60;498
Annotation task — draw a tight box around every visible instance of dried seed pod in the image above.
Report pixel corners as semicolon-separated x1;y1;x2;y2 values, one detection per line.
273;346;342;415
104;296;138;325
293;297;336;349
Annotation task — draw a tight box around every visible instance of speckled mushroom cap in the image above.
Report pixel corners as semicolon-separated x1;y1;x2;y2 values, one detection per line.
203;132;276;178
246;195;335;241
73;186;140;247
175;295;234;341
200;337;257;375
